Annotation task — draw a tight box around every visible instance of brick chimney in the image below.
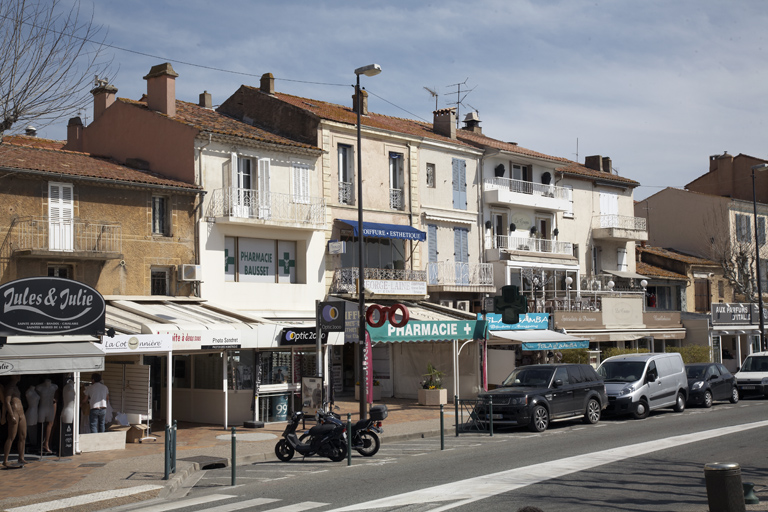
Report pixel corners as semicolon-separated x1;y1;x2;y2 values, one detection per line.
260;73;275;94
433;108;456;139
352;88;369;116
585;155;604;172
90;82;117;121
143;63;179;117
66;117;83;152
602;157;612;174
199;91;212;108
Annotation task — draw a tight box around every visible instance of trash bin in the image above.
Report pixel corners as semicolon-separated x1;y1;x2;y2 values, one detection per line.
704;462;746;512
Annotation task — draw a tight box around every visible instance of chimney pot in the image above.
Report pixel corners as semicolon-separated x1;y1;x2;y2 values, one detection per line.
66;117;83;152
584;155;603;172
602;157;612;174
90;82;118;121
143;63;179;117
433;108;456;139
260;73;275;95
199;91;212;108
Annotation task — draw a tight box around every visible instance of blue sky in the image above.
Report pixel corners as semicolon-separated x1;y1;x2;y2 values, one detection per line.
28;0;768;200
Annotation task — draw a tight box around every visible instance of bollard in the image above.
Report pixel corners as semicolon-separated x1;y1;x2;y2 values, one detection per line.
231;427;236;486
163;424;170;480
440;404;444;450
744;482;759;505
489;399;493;437
704;462;746;512
347;413;352;466
172;420;177;474
454;396;459;437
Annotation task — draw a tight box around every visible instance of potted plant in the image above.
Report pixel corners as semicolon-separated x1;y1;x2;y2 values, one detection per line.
355;379;381;401
418;363;447;405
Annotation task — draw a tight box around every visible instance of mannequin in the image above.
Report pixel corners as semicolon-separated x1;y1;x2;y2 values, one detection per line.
25;387;39;445
3;376;27;468
36;379;58;454
61;379;75;424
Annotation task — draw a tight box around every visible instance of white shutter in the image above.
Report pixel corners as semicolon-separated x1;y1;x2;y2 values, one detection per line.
48;182;73;251
617;247;628;271
258;158;271;219
293;164;310;204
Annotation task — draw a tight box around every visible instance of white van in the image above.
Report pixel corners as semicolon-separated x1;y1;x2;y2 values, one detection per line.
597;353;688;419
734;351;768;399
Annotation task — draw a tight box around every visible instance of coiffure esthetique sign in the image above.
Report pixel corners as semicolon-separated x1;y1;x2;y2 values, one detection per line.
0;277;105;336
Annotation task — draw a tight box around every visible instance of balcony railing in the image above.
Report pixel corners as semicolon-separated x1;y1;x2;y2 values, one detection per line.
10;216;121;254
484;177;570;200
493;235;573;256
330;267;427;294
339;182;354;205
390;188;404;210
427;261;494;287
592;215;647;231
207;188;325;226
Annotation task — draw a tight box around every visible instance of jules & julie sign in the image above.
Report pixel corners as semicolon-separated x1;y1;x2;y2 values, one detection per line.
0;277;106;336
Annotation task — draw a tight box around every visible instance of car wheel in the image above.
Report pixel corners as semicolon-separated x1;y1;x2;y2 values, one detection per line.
730;387;740;404
583;398;601;424
673;391;686;412
633;398;650;420
703;390;713;408
528;405;549;432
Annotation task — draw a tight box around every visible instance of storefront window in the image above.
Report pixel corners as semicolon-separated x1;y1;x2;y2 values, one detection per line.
293;350;318;381
172;355;191;389
258;350;293;385
228;350;255;390
194;353;223;389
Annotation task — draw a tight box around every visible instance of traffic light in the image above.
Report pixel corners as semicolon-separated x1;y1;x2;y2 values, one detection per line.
493;285;528;324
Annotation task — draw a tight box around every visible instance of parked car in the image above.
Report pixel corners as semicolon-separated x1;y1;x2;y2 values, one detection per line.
475;364;607;433
734;351;768;399
597;352;687;419
685;363;738;407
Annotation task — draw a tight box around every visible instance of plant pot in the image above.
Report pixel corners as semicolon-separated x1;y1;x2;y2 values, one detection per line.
355;385;381;401
418;388;447;406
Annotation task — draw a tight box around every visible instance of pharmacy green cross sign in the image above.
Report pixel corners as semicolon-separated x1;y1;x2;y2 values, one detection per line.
279;252;295;274
225;248;235;271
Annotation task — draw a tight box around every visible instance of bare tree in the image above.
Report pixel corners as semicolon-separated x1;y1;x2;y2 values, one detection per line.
0;0;110;137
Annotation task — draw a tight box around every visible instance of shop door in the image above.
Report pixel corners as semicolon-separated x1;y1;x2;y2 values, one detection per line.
372;345;391;397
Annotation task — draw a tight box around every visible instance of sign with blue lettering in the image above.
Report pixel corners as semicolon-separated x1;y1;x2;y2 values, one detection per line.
481;313;549;331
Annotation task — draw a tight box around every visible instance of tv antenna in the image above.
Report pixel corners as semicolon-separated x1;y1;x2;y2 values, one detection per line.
423;86;439;111
446;78;476;128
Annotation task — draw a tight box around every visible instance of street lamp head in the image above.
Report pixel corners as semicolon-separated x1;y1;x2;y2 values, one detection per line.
565;276;573;286
355;64;382;77
640;279;648;289
752;163;768;173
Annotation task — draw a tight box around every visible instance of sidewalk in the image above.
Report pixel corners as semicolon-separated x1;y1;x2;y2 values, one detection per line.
0;398;453;511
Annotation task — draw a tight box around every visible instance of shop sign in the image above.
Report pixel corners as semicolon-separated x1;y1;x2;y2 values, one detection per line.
101;334;173;354
345;308;360;343
155;330;242;350
317;301;345;332
0;277;105;336
280;327;328;346
368;320;485;343
553;311;604;329
712;303;766;325
522;340;589;351
482;313;548;331
362;279;427;296
0;361;14;374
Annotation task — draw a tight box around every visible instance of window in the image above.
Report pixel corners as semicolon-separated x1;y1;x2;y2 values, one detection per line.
617;248;628;272
194;353;223;389
339;230;406;271
225;237;299;284
694;279;711;312
426;163;435;188
152;196;169;235
563;185;574;218
452;158;467;210
292;163;310;204
48;182;74;251
151;268;170;295
760;216;766;246
48;265;72;278
338;144;354;205
553;366;569;385
389;152;404;210
718;280;724;298
736;213;751;242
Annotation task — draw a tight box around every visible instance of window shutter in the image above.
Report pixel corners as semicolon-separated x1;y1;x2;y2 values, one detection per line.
48;182;73;251
617;248;627;271
428;225;438;263
293;164;309;204
258;158;271;218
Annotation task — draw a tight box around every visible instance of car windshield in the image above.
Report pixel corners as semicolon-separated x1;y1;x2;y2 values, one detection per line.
740;356;768;372
500;367;555;388
597;361;646;383
686;366;706;380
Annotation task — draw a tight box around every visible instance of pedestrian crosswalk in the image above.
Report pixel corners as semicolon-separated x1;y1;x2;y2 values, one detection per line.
126;495;327;512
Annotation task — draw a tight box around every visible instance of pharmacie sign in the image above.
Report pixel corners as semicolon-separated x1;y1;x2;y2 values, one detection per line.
0;277;105;336
368;320;486;343
280;327;328;346
102;334;173;354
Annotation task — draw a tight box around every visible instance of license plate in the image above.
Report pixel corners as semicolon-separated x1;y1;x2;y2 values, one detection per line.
742;386;756;390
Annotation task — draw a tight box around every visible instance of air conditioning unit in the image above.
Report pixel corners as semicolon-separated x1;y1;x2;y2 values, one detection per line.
456;300;471;312
439;300;454;308
180;264;202;281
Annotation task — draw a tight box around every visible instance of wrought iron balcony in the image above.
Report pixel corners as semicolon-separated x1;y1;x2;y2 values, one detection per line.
427;261;494;288
338;182;354;205
390;188;404;210
591;215;648;241
483;177;571;212
330;267;427;295
207;188;325;227
493;235;573;256
8;216;122;257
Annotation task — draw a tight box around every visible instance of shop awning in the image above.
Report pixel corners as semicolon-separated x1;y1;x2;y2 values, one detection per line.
488;329;589;350
0;342;105;375
338;220;426;241
603;270;648;280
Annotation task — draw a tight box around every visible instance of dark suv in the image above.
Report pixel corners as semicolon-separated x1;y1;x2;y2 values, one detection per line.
476;364;608;432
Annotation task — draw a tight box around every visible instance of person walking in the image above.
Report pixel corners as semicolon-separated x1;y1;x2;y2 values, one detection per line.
85;374;109;433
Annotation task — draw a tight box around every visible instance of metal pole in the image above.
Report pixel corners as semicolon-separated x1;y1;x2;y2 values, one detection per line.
489;399;494;437
454;395;459;437
163;425;170;480
347;413;352;466
440;404;444;450
357;72;368;420
231;427;236;486
172;420;177;474
753;168;766;351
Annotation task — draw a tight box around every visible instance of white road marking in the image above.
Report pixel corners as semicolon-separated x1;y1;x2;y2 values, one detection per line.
118;493;237;512
5;485;166;512
335;419;768;511
263;502;328;512
193;497;281;512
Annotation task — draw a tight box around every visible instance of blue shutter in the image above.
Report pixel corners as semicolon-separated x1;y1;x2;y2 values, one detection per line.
454;227;469;285
452;159;460;208
428;224;438;285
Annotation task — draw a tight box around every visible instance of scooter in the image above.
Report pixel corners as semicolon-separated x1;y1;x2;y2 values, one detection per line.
306;403;387;457
274;411;347;462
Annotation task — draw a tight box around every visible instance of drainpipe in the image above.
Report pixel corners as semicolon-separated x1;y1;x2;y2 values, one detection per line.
193;133;213;298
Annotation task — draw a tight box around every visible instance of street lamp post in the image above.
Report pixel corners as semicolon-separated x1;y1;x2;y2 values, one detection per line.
355;64;381;420
751;163;768;351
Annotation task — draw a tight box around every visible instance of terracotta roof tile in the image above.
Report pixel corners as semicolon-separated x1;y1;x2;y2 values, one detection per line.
0;140;200;190
554;162;640;187
3;135;65;150
637;245;716;265
636;261;689;280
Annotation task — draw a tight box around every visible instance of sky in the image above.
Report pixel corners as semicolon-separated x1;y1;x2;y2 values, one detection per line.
23;0;768;201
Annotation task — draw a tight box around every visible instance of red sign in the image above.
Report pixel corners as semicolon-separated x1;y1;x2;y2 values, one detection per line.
365;303;409;328
364;330;373;404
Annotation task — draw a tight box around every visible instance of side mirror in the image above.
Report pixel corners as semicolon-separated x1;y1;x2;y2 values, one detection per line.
647;373;657;383
553;379;564;388
708;375;717;381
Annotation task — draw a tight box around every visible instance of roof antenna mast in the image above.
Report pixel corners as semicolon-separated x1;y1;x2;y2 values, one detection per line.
423;86;439;111
446;78;476;129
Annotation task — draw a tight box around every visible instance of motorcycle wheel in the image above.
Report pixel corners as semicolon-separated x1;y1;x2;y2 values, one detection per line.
275;439;294;462
327;439;348;462
355;431;380;457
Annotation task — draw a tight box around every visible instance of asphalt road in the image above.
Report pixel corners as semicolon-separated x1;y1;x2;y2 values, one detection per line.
113;397;768;512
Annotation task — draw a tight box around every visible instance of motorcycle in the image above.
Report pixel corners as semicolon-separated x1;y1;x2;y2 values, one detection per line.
305;403;387;457
274;411;348;462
